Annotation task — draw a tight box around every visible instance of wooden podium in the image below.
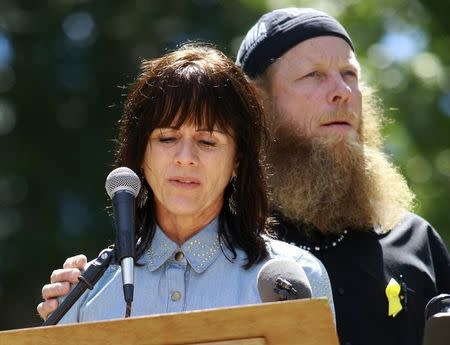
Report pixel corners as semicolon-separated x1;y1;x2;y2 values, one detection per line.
0;298;339;345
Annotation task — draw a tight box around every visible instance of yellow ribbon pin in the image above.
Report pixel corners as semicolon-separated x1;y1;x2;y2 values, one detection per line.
385;278;403;317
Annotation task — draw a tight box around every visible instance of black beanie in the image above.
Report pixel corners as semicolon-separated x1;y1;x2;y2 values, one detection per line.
236;8;354;78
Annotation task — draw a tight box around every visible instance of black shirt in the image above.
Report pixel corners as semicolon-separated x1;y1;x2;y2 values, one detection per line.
276;212;450;345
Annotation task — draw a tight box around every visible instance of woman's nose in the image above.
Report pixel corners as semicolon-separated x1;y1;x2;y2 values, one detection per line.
175;139;198;166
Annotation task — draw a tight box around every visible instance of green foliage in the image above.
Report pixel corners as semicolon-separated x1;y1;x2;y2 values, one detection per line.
0;0;448;330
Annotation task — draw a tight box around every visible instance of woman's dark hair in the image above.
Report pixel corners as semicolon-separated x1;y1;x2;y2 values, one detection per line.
115;43;270;268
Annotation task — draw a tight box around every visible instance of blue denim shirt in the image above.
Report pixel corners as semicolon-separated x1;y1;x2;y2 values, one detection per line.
58;218;334;324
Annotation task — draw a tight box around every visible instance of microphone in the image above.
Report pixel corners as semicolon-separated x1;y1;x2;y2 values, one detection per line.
257;258;312;302
105;167;141;311
425;294;450;320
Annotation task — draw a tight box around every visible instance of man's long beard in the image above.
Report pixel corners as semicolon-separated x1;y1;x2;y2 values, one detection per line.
268;106;415;234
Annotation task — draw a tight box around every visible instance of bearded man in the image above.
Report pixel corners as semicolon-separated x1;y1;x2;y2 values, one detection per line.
235;7;450;345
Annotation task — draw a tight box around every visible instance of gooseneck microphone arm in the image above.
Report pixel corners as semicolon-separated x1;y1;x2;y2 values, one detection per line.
42;248;115;326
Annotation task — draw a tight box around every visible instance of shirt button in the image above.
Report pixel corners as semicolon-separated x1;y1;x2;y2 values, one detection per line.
338;287;345;295
171;291;182;301
174;251;184;261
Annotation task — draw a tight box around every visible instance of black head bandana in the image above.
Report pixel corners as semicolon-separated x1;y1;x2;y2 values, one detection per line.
236;8;354;78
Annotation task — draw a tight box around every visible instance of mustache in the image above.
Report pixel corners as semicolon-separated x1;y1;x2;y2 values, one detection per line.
318;109;359;127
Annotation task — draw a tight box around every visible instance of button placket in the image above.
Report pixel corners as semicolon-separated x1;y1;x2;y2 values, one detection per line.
166;257;186;313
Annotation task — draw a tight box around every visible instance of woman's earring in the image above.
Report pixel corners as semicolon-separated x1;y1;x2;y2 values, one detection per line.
228;176;237;215
137;182;149;208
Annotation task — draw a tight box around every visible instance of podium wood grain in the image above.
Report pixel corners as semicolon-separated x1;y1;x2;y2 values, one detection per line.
0;298;338;345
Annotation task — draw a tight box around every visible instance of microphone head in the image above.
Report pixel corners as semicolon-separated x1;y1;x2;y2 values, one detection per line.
257;258;312;302
105;167;141;199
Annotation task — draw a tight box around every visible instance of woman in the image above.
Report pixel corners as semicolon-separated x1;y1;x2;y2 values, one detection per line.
38;43;333;323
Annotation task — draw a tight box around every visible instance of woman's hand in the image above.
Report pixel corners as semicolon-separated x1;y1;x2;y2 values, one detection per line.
36;254;87;320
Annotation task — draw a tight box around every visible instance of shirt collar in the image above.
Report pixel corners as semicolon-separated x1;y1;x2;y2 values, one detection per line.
144;218;222;273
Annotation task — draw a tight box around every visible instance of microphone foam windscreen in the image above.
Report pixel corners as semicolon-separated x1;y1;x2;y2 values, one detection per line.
425;294;450;320
105;167;141;198
257;258;312;302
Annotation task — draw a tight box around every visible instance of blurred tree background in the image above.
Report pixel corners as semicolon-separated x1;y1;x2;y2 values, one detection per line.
0;0;448;330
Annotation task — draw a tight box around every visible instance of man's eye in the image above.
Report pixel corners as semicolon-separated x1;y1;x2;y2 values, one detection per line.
343;70;358;78
305;71;320;78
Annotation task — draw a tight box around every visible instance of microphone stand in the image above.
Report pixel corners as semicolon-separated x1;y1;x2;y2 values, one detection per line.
43;248;115;326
